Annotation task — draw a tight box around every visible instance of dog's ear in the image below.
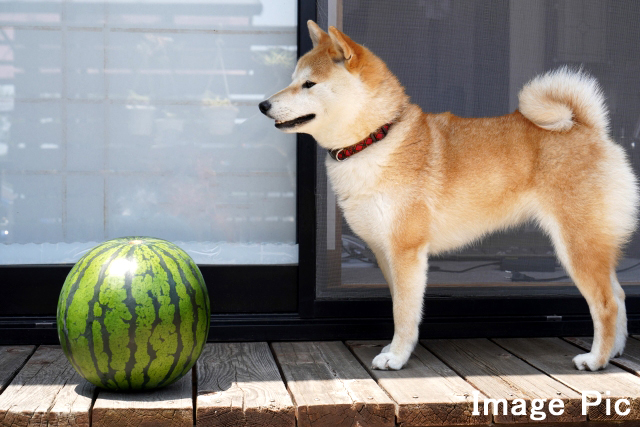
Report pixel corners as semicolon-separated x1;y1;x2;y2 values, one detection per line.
307;20;329;48
328;26;360;69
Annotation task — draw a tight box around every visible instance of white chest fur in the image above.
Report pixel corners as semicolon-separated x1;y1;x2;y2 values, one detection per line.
324;146;398;251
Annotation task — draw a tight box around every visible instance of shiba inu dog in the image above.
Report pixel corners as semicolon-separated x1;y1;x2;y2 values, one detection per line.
259;21;639;371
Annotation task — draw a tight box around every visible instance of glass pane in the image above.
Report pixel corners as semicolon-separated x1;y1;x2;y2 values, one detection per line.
316;0;640;298
0;0;298;265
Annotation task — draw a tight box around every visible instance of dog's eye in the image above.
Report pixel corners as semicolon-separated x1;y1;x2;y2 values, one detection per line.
302;80;316;89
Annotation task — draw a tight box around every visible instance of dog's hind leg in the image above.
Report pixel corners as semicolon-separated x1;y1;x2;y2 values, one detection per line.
570;266;619;371
539;211;621;371
371;244;429;370
611;271;627;357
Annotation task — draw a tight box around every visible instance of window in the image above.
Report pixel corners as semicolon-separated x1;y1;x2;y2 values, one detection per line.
0;0;298;266
2;0;638;342
315;0;640;299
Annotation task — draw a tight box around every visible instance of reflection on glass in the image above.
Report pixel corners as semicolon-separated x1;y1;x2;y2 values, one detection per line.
0;0;298;265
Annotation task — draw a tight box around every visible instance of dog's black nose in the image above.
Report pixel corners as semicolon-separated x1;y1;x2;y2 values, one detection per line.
259;100;271;115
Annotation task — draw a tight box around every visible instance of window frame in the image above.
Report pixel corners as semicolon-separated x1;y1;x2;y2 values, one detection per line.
1;0;639;345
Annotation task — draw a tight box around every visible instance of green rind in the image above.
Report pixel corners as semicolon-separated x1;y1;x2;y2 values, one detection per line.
57;237;210;391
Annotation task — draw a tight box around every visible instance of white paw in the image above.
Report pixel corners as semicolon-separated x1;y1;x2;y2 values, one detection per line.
573;352;607;371
371;352;407;370
381;344;391;353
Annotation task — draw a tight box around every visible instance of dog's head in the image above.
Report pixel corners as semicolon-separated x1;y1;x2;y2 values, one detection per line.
259;21;408;150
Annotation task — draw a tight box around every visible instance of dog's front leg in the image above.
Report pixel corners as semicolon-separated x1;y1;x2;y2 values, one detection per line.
372;245;429;370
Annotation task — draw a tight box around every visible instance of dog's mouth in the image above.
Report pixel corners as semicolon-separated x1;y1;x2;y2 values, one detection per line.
275;114;316;129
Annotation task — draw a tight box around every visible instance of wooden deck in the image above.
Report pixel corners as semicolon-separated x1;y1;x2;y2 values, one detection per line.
2;338;640;426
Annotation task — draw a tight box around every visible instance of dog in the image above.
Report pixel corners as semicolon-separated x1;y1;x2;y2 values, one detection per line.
259;20;639;371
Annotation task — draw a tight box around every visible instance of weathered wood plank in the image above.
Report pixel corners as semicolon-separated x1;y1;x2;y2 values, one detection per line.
494;338;640;421
347;341;490;426
92;372;192;427
0;345;94;427
422;339;585;423
272;341;395;427
196;342;295;427
0;346;35;394
565;337;640;376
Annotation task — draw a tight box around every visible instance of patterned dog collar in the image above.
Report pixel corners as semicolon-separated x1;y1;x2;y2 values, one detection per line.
328;122;393;161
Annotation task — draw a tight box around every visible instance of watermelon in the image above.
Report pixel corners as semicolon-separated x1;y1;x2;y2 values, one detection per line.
57;237;210;391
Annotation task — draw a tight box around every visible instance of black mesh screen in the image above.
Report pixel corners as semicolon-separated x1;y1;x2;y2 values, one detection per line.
315;0;640;299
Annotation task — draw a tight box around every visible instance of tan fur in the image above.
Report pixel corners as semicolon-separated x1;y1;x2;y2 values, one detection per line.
262;21;639;371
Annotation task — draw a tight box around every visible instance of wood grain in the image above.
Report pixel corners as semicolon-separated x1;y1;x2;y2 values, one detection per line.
347;341;490;426
422;339;585;423
565;337;640;376
0;345;94;427
494;338;640;421
272;341;395;427
197;342;294;427
92;372;192;427
0;346;35;394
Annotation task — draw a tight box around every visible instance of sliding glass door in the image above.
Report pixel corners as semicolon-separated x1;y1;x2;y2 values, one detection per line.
314;0;640;300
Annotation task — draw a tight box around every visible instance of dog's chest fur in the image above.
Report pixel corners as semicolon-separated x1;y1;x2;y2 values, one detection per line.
325;141;403;249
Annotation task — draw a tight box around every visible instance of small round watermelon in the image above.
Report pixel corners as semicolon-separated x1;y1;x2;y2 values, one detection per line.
57;237;210;391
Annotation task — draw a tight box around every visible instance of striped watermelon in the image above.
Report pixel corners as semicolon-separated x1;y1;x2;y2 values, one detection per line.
57;237;210;391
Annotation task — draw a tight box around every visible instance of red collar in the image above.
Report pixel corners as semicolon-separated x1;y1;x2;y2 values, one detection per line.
328;122;393;161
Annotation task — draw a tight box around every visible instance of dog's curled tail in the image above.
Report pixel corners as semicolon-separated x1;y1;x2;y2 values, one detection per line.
519;67;609;134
